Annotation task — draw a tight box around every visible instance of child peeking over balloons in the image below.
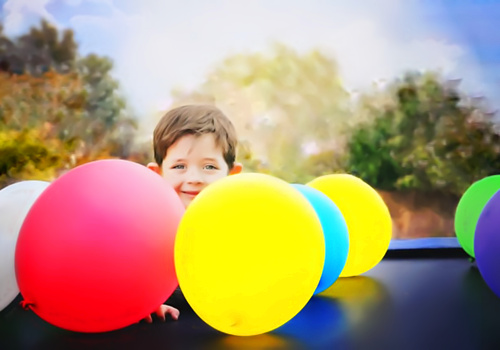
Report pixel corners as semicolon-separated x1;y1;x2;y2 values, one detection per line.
144;104;243;322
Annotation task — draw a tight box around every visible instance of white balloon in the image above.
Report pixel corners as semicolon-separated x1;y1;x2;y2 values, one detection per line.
0;180;50;312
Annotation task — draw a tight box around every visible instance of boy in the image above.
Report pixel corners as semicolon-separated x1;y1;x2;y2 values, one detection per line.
144;104;242;322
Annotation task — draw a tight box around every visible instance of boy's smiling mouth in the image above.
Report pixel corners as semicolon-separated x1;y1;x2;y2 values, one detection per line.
182;190;200;197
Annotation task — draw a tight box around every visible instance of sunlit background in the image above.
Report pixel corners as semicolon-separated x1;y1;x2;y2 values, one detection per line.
1;0;500;239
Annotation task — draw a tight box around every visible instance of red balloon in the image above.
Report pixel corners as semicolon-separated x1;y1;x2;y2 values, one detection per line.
15;159;184;332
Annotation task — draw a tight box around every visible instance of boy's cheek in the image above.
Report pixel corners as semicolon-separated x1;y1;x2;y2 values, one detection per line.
206;172;230;184
160;172;180;187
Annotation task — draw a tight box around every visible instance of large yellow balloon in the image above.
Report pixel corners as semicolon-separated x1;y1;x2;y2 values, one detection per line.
307;174;391;277
175;173;325;336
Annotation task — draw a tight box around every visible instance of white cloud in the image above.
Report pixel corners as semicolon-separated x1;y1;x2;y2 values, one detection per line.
3;0;56;36
333;21;467;92
1;0;488;129
109;0;484;120
63;0;83;6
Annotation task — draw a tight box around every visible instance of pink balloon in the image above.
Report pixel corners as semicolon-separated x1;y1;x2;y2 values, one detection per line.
15;159;184;332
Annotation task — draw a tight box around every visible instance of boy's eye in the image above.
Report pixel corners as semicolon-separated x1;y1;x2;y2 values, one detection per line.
204;164;218;170
172;164;185;169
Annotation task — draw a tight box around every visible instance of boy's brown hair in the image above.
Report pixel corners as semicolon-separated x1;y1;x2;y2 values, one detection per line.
153;104;238;169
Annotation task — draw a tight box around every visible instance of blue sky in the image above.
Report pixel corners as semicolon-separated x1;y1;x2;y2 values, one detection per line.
1;0;500;133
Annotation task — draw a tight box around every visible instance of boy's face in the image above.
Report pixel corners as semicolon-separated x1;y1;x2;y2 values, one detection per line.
150;133;238;208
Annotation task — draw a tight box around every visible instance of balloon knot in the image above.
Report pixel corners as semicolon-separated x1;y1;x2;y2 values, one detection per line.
20;300;34;310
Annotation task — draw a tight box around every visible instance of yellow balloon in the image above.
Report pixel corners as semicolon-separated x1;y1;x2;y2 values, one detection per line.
307;174;391;277
175;173;325;336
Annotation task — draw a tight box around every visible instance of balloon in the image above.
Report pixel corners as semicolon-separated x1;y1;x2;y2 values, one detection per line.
0;181;49;312
475;190;500;298
15;159;184;332
291;184;349;294
175;173;325;336
307;174;392;277
454;175;500;258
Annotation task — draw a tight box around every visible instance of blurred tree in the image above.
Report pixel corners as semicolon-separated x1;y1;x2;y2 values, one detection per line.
303;149;346;179
0;128;66;186
347;72;500;196
0;25;15;74
76;54;137;163
168;44;349;183
0;70;84;186
0;20;77;75
0;20;138;187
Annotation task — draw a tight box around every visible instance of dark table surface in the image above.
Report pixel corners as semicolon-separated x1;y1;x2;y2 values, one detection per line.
2;248;500;350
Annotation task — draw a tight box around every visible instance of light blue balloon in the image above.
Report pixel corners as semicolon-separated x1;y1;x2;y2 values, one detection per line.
292;184;349;294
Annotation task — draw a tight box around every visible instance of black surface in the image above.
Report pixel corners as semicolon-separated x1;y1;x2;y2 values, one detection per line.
383;247;470;259
2;250;500;350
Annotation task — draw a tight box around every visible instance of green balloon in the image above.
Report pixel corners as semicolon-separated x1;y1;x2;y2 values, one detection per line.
455;175;500;257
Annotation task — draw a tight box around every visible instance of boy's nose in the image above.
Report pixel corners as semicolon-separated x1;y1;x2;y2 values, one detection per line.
185;168;204;184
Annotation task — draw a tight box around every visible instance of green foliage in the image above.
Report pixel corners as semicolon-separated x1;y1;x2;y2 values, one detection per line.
0;128;67;186
0;20;77;74
347;72;500;195
76;54;136;159
0;21;137;188
303;149;347;181
348;116;402;190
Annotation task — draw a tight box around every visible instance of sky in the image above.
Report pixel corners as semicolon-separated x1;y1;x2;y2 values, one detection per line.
1;0;500;134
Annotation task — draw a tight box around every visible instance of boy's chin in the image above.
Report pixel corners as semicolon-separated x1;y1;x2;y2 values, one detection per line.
179;192;198;208
180;197;192;208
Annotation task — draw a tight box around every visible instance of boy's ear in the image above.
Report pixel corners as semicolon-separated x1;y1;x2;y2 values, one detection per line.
229;162;243;175
147;162;162;175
